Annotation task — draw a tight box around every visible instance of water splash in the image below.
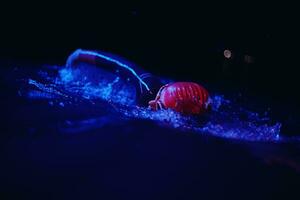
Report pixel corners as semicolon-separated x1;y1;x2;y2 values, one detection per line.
56;63;137;105
18;62;286;142
119;98;282;142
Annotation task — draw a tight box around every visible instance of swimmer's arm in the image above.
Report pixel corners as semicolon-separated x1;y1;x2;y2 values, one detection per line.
66;49;97;67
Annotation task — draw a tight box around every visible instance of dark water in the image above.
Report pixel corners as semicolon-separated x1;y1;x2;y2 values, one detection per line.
1;55;300;199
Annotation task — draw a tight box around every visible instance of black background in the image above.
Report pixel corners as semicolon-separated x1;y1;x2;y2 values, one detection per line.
1;1;299;101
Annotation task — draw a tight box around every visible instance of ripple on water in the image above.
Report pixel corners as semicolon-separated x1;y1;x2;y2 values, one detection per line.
21;65;283;142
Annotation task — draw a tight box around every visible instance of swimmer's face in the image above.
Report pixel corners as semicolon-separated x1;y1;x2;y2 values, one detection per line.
149;100;158;110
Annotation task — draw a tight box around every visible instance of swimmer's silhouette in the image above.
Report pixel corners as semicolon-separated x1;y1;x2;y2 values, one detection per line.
66;49;210;114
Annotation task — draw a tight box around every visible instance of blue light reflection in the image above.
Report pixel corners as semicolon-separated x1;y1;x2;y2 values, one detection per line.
19;51;286;142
